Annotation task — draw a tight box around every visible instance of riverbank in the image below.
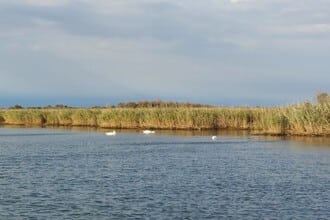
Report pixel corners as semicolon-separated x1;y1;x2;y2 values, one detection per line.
0;102;329;136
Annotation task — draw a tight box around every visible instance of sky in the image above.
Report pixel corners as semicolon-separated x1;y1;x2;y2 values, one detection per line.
0;0;329;107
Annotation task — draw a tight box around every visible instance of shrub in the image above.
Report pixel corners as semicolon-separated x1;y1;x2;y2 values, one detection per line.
317;92;329;104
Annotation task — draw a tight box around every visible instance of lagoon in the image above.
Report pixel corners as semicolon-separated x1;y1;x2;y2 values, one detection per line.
0;127;329;219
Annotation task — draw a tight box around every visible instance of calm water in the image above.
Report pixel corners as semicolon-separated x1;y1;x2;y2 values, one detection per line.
0;127;329;219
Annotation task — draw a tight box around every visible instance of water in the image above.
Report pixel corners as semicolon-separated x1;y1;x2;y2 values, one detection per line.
0;127;329;219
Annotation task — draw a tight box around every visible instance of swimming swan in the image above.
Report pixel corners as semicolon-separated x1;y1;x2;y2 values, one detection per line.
143;130;155;134
105;131;116;136
212;136;217;140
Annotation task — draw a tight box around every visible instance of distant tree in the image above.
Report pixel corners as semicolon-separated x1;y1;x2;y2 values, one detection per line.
55;104;68;108
115;100;213;108
9;105;23;109
317;92;329;104
27;106;42;109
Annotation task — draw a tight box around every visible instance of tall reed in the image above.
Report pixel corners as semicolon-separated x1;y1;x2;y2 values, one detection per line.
0;101;329;136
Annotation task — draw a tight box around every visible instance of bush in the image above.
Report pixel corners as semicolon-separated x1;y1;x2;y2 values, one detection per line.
9;105;23;109
317;92;329;104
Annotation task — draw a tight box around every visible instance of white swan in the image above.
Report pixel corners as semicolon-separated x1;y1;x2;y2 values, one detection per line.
105;131;116;136
212;136;217;140
143;130;155;134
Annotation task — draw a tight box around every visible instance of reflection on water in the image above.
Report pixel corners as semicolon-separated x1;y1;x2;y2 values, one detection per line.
285;136;330;148
2;125;329;147
252;135;330;148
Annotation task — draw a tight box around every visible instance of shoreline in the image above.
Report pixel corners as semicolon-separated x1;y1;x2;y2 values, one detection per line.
0;104;329;137
1;124;330;138
0;123;329;138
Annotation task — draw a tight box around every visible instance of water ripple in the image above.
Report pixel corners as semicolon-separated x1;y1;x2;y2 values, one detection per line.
0;128;329;219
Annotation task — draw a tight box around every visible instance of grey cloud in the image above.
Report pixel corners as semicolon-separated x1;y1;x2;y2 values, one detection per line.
0;0;329;106
0;1;250;44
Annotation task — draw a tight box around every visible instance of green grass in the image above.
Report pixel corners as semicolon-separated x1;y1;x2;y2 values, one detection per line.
0;101;329;136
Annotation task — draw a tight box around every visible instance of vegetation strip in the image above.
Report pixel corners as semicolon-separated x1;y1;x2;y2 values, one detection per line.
0;99;329;136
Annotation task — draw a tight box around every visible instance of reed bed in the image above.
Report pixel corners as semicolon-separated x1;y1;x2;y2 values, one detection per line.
0;102;329;136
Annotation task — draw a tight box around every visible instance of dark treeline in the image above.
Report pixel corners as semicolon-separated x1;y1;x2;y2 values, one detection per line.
116;100;213;108
7;104;74;110
6;101;213;109
4;93;329;110
0;94;329;136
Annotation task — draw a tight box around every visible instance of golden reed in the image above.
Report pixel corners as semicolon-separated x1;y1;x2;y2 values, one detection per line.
0;101;329;136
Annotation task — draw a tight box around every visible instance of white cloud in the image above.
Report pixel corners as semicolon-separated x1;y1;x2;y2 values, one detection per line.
0;0;69;7
268;23;330;34
229;0;255;5
230;0;242;4
32;18;58;28
295;23;330;33
26;0;69;7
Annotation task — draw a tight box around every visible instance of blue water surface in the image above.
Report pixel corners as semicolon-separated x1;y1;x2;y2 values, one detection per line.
0;127;329;219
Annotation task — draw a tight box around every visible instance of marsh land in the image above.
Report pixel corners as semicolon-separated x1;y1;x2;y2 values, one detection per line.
0;99;329;136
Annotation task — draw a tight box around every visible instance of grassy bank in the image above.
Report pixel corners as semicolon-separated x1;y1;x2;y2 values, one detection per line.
0;101;329;136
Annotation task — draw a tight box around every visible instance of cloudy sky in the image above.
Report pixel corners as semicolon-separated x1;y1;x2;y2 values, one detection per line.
0;0;329;107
